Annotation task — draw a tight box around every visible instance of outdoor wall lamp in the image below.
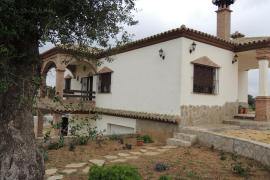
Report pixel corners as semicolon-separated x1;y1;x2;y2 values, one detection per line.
159;48;165;60
189;42;197;54
232;54;238;64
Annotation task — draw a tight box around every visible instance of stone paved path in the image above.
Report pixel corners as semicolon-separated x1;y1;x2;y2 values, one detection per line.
46;145;177;180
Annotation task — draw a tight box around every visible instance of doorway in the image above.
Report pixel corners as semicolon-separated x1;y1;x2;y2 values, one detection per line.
61;117;69;136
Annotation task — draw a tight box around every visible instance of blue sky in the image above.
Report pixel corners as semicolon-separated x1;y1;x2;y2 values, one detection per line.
41;0;270;96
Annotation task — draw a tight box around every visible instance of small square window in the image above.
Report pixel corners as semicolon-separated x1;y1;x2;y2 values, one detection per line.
193;64;218;94
98;73;111;93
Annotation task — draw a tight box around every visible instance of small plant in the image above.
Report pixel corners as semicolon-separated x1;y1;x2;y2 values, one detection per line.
142;135;153;143
220;151;226;161
47;136;64;150
88;165;142;180
136;136;144;146
68;142;76;151
231;162;250;177
231;153;238;161
38;147;48;162
159;175;172;180
186;170;200;179
77;135;89;145
123;143;132;150
154;163;169;172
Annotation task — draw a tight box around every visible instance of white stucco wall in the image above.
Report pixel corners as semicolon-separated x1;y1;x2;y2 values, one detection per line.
95;38;183;115
180;38;238;106
96;115;136;135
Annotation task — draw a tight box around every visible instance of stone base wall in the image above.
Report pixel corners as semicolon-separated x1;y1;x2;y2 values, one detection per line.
180;102;239;126
136;119;179;143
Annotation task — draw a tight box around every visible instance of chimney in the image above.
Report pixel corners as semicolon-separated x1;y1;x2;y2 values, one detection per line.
213;0;236;40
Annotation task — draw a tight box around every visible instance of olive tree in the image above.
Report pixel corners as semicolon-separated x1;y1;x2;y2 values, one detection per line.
0;0;137;179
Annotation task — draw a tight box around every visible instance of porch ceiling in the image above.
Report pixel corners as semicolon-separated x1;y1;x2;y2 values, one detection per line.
238;50;258;71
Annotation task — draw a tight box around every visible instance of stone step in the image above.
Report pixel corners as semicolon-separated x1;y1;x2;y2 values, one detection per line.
166;138;192;147
174;133;197;144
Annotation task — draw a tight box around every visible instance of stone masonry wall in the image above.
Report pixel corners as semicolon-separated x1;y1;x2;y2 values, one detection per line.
180;102;239;126
136;119;179;143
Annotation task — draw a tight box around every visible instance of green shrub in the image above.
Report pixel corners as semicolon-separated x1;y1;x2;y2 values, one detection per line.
159;175;172;180
88;165;142;180
142;135;153;143
231;162;250;177
77;136;89;145
154;163;169;172
48;136;65;150
68;142;76;151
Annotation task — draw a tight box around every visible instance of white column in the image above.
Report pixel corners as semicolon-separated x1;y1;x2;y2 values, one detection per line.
258;60;269;96
238;70;248;103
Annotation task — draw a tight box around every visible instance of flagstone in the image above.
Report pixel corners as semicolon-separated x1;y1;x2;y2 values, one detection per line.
89;159;105;166
144;152;161;156
118;153;130;157
45;168;57;176
47;175;63;180
125;156;139;159
65;163;87;168
104;155;118;160
162;145;177;149
111;159;127;163
82;166;90;174
62;169;77;174
157;149;170;152
144;147;158;150
140;149;147;153
130;151;142;155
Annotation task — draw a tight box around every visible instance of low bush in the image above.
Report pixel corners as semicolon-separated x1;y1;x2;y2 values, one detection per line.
88;165;142;180
68;142;76;151
159;175;172;180
231;162;250;177
154;163;169;172
77;136;89;145
48;136;64;150
142;135;153;143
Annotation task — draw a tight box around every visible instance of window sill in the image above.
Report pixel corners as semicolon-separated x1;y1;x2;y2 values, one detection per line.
192;92;218;96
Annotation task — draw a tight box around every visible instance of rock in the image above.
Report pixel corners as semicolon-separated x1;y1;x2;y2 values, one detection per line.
62;169;77;174
65;162;87;168
118;153;130;157
104;155;118;160
89;159;105;166
47;175;64;180
45;168;57;176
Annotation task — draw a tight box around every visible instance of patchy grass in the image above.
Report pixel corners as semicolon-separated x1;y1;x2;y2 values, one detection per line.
222;129;270;144
45;138;270;180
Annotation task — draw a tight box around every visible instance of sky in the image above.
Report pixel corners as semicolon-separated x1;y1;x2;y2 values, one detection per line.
41;0;270;96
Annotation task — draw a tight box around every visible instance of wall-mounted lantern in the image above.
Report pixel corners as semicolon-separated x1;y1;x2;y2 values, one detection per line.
189;42;197;54
232;54;238;64
159;48;165;60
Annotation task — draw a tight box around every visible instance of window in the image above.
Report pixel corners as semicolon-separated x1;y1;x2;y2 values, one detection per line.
193;64;218;94
98;73;111;93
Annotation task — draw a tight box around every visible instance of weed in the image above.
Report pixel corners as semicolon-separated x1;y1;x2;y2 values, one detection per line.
159;175;172;180
154;163;169;172
231;162;250;177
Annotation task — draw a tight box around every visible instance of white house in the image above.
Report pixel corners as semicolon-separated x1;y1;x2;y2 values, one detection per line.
37;1;270;141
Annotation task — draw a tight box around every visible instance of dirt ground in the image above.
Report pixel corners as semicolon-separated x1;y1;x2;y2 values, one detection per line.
45;137;270;180
222;129;270;144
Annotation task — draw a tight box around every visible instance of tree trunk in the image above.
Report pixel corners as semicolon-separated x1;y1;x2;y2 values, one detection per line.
0;41;44;179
